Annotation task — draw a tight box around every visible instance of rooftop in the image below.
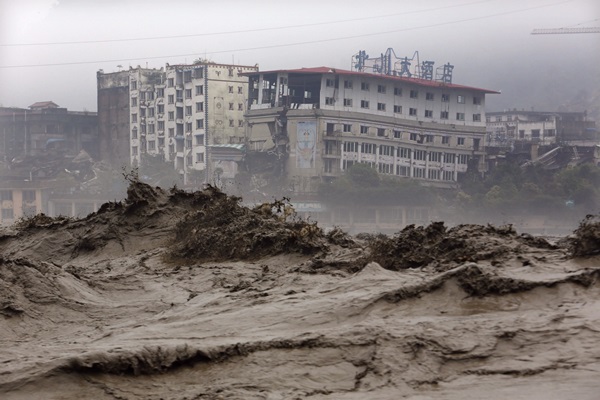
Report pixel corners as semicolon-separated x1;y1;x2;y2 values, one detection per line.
245;66;500;94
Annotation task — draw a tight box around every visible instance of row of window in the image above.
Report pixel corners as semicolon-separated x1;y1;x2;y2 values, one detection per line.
330;124;470;146
341;160;459;181
341;142;469;164
325;79;481;104
131;85;244;107
0;190;36;202
132;145;206;165
325;98;481;121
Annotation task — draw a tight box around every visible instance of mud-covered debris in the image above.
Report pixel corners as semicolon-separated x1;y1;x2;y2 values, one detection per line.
168;189;330;262
569;215;600;256
364;221;557;271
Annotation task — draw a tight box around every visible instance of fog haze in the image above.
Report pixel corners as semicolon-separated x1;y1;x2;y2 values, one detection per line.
1;0;599;114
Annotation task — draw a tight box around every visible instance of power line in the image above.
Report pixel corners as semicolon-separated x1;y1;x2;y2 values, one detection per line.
0;0;575;69
1;0;497;47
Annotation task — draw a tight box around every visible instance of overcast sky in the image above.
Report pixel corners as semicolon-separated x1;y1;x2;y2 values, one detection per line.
0;0;598;112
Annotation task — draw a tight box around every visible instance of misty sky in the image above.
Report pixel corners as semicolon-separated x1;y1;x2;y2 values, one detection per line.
1;0;599;113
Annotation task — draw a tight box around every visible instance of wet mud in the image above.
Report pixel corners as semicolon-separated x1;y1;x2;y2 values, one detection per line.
1;180;599;399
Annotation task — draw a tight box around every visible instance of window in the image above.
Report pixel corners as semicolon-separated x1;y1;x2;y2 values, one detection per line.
457;137;465;145
430;151;442;162
157;104;164;113
379;145;394;156
157;88;164;97
131;81;137;90
344;80;353;89
343;98;353;107
458;154;469;164
168;111;174;121
361;100;370;109
228;68;234;77
397;165;410;176
185;106;192;115
394;87;402;96
426;92;434;100
193;68;204;79
428;169;440;180
441;94;450;102
377;84;386;93
148;108;155;117
228;86;234;93
176;107;183;119
410;132;418;141
361;82;370;91
495;116;502;122
425;110;433;118
393;130;401;139
361;143;376;154
185;89;192;99
196;119;204;129
457;95;465;104
140;108;146;117
532;129;540;138
326;78;335;87
158;121;164;131
473;97;482;105
414;150;426;161
195;134;205;145
148;123;155;134
325;97;335;105
186;139;192;149
410;90;418;98
360;125;369;134
2;208;14;220
343;124;352;132
229;102;234;110
169;128;174;137
409;108;417;116
238;86;243;94
238;103;243;111
414;168;426;178
186;122;192;132
393;105;402;114
238;120;244;127
176;90;183;101
195;85;204;96
377;102;386;111
229;119;234;127
168;78;174;87
426;134;434;143
168;95;174;104
187;154;193;166
444;153;455;163
456;112;465;121
440;111;449;119
148;141;156;151
131;113;137;123
343;142;359;152
442;136;450;145
473;114;481;122
398;147;410;158
196;102;204;112
196;152;204;163
377;128;386;137
443;171;454;181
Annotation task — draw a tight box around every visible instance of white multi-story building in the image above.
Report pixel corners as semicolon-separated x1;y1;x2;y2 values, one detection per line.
244;66;499;193
98;61;258;181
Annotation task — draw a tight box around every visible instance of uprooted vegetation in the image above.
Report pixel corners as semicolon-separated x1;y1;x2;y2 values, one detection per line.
569;215;600;257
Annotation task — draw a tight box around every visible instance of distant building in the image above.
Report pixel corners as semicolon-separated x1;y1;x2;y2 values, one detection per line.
97;61;258;182
486;110;597;148
0;102;98;161
244;66;499;194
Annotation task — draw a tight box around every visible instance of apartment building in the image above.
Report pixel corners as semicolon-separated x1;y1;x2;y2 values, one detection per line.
486;110;597;148
245;66;499;194
0;101;98;161
98;62;258;181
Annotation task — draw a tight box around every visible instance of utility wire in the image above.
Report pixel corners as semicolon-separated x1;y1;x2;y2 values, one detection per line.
1;0;497;47
0;0;575;69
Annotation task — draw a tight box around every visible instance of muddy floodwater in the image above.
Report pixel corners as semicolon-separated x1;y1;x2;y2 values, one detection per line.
1;181;599;399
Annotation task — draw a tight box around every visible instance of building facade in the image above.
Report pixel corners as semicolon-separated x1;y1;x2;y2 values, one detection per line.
98;62;258;182
244;67;498;194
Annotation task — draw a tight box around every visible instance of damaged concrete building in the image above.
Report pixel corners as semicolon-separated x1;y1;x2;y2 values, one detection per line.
244;62;499;195
97;61;258;183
